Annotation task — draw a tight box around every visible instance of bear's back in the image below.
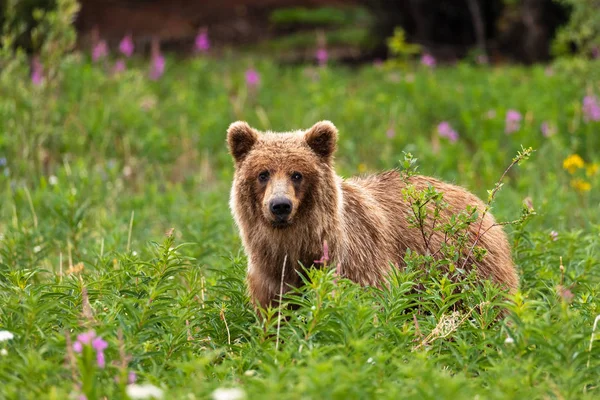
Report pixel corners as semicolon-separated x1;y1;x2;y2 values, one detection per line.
339;171;517;291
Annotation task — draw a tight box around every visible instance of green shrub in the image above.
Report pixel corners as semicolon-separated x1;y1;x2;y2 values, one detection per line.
552;0;600;57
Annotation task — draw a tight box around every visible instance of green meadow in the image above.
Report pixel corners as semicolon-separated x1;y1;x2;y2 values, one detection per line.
1;21;600;399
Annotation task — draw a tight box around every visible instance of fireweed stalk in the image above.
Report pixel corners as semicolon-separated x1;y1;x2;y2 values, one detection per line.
71;330;108;399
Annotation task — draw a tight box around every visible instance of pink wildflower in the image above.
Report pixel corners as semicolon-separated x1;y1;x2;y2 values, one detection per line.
113;59;126;74
149;53;165;80
77;330;96;345
119;34;134;57
557;285;574;303
583;95;600;122
550;230;558;241
245;68;260;87
421;53;436;67
92;40;108;62
314;241;329;265
386;128;395;139
540;121;556;137
31;56;44;85
128;371;137;384
72;331;108;368
92;337;108;367
437;121;459;142
195;29;210;52
505;110;522;134
316;48;328;66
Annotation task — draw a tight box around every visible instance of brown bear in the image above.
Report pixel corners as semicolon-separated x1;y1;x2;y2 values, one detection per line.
227;120;519;308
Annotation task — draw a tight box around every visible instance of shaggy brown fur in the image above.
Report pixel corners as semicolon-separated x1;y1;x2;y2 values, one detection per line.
227;121;519;308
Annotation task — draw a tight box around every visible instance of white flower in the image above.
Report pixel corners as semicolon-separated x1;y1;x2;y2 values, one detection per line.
33;245;41;253
1;349;7;356
211;387;246;400
126;383;164;399
366;357;375;364
0;331;14;342
504;336;515;344
243;370;256;377
49;175;58;185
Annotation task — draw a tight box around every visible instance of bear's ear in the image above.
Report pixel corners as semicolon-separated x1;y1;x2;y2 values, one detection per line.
227;121;259;163
305;120;338;161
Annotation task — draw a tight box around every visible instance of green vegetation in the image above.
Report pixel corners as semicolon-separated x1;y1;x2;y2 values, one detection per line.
1;3;600;398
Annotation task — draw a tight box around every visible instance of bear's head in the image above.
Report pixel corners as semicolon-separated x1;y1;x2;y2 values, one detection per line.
227;121;338;229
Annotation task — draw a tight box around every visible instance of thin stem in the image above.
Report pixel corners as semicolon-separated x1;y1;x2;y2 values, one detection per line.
275;255;287;352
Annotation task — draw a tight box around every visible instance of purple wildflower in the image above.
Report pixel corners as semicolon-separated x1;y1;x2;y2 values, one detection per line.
73;341;83;353
31;56;44;85
583;95;600;122
92;337;108;368
96;351;105;368
592;46;599;59
437;121;459;142
421;53;436;67
540;121;556;137
149;53;165;80
195;29;210;52
92;337;107;351
505;110;522;134
316;48;328;66
386;128;395;139
72;331;108;368
245;68;260;87
119;34;134;57
540;122;549;137
113;59;126;74
92;40;108;62
77;330;96;345
128;371;137;384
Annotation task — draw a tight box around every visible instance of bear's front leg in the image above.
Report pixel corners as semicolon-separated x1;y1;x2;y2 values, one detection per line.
246;268;281;310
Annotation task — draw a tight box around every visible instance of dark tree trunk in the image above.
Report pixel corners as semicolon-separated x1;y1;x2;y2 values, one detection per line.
466;0;487;61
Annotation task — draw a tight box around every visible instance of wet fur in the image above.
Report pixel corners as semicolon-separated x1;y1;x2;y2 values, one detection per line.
228;121;519;308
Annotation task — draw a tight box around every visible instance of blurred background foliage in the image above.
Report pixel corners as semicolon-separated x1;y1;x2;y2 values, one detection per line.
1;0;599;63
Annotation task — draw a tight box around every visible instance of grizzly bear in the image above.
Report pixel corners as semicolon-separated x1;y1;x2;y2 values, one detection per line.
227;120;519;308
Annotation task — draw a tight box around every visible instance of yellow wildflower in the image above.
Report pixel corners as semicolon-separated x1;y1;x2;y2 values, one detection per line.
358;163;367;173
586;163;599;177
562;154;585;174
571;179;591;193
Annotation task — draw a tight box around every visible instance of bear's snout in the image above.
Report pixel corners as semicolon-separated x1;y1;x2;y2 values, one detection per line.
269;197;293;220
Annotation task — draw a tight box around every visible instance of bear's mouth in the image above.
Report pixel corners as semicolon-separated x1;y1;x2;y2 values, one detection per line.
270;219;292;229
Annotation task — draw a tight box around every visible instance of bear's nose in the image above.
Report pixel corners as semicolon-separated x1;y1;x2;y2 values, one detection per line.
269;198;292;217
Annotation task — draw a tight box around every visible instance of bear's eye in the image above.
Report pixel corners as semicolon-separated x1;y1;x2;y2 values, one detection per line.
291;172;303;182
258;171;270;183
